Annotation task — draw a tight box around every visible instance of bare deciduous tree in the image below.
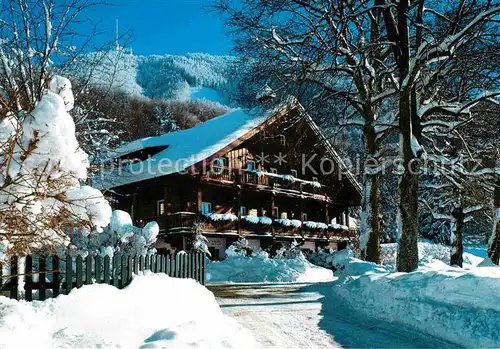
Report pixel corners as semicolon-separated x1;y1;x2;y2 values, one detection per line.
0;0;114;255
214;0;500;270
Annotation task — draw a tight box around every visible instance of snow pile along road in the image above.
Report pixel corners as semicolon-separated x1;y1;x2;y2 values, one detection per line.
0;272;254;348
380;241;486;268
331;250;500;348
206;253;335;284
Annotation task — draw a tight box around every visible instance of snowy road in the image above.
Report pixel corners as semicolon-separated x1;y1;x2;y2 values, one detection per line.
210;282;458;349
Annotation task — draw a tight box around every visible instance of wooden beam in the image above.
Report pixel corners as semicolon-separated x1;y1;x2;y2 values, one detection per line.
164;186;169;232
131;193;137;224
271;194;275;234
196;178;202;221
236;188;242;235
299;183;304;222
325;201;330;224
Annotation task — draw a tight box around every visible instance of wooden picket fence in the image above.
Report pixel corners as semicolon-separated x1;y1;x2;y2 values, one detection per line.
0;251;206;301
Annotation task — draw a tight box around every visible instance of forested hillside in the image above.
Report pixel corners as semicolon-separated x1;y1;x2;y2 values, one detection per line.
65;51;236;165
71;51;239;104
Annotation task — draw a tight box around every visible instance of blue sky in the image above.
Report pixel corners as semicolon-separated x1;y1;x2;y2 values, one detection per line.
84;0;233;55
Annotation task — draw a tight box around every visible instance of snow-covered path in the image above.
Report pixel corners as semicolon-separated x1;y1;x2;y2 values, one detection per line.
210;282;458;349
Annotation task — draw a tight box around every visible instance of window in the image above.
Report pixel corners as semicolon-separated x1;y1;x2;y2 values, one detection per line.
246;160;256;171
280;212;288;219
157;200;165;216
272;206;279;217
312;176;318;182
201;202;212;215
280;134;286;146
240;206;247;216
301;213;308;221
214;157;227;167
270;168;278;174
213;157;227;174
291;169;298;178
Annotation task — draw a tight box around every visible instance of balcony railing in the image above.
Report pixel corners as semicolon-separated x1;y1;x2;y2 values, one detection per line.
203;168;322;194
167;212;197;230
204;166;233;182
161;210;353;240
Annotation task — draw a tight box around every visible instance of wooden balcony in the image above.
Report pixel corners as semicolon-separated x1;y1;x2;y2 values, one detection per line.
200;215;238;232
156;210;354;242
204;166;233;182
240;219;272;235
166;212;197;231
202;168;324;195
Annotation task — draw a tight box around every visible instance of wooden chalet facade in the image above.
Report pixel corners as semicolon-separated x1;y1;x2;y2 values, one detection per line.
100;99;362;260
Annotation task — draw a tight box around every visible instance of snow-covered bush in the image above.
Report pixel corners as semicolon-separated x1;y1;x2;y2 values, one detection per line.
67;210;158;257
275;240;304;259
189;224;211;256
0;75;111;255
193;234;211;256
225;238;264;258
308;247;336;268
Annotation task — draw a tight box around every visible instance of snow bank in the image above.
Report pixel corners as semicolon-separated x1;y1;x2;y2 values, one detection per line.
331;251;500;348
0;272;254;348
380;242;450;267
381;241;488;268
206;253;334;284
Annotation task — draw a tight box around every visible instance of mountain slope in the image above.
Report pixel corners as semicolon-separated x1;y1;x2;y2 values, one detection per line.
72;51;239;105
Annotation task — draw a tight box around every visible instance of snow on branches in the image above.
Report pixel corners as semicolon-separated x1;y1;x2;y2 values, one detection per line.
67;210;159;258
0;75;111;255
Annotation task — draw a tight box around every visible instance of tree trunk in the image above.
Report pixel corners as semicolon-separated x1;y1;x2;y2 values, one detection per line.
396;167;419;272
361;173;381;263
450;209;464;267
396;89;419;272
396;0;419;272
360;123;381;263
488;185;500;265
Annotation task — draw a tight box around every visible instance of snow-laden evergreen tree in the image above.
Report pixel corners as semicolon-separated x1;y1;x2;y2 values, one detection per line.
186;223;211;256
0;0;115;256
226;237;255;257
154;104;179;135
0;75;112;254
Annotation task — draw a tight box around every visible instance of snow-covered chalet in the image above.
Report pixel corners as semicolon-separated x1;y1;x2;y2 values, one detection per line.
97;98;362;259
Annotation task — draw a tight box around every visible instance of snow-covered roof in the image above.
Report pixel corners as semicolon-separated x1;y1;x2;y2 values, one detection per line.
95;98;362;199
95;105;282;189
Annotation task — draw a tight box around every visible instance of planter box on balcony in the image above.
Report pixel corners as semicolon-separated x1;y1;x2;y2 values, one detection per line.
240;216;272;235
302;221;328;236
272;219;302;236
201;213;238;232
328;223;350;238
167;212;196;230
